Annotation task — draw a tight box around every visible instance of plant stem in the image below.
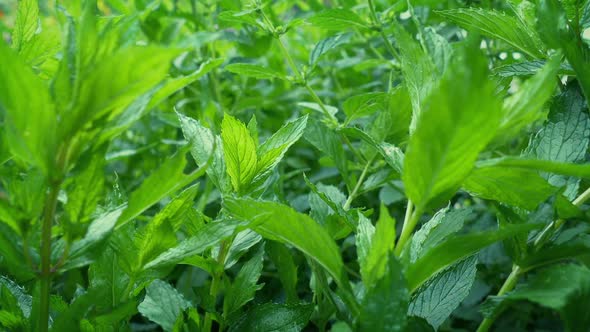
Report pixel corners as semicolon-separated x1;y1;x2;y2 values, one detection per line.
204;240;231;332
343;157;374;211
394;200;420;256
38;181;61;332
367;0;400;61
476;266;522;332
476;186;590;332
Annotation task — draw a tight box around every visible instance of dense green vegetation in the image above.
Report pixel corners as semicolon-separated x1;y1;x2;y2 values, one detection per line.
1;0;590;331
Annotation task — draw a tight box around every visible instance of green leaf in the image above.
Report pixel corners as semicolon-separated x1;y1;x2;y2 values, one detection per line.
65;154;105;225
518;234;590;269
498;53;561;138
403;45;501;211
61;208;124;271
525;86;590;199
12;0;39;51
88;246;130;310
223;244;265;318
494;60;575;78
406;223;540;292
0;41;57;173
487;264;590;331
309;33;352;66
305;118;349;185
343;92;388;124
117;151;206;228
225;63;286;80
423;27;453;75
367;87;412;144
144;219;244;269
338;127;404;174
537;0;590;102
392;25;437;132
359;253;408;332
408;256;477;329
305;176;355;238
362;204;397;288
409;207;472;263
255;115;308;184
463;166;557;210
228;303;314;332
222;114;259;193
436;8;545;58
224;198;348;289
178;112;230;193
356;213;375;277
475;158;590;183
0;277;31;319
138;280;191;332
266;242;299;303
69;46;181;136
307;9;369;30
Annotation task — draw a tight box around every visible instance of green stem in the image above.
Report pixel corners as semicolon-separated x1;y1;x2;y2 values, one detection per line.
343;157;374;211
476;266;522;332
477;186;590;331
367;0;400;61
38;181;61;332
394;201;420;256
204;240;231;332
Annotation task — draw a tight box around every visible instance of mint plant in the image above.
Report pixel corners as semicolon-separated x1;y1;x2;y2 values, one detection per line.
1;0;590;331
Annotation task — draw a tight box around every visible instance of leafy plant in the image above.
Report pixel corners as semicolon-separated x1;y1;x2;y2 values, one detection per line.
1;0;590;331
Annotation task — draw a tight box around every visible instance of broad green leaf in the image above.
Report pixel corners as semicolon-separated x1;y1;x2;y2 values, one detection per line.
135;216;177;272
254;115;308;184
497;53;561;138
117;151;206;228
408;256;477;329
223;244;264;318
475;158;590;181
494;60;575;77
144;219;244;269
525;86;590;199
0;41;57;173
88;246;130;310
138;280;191;332
309;33;352;66
518;234;590;269
392;25;437;132
68;46;180;137
409;207;472;263
12;0;39;51
307;9;369;30
403;46;501;211
223;198;349;289
463;166;557;210
0;277;31;319
224;229;262;269
221;114;258;193
305;176;355;238
356;213;376;277
178;112;230;193
406;223;540;292
423;27;453;75
367;87;412;144
359;253;408;332
436;8;545;58
65;154;105;225
247;115;259;147
362;205;397;288
305;118;349;185
486;264;590;331
225;63;286;80
266;241;298;303
228;303;314;332
61;208;124;271
343;92;387;124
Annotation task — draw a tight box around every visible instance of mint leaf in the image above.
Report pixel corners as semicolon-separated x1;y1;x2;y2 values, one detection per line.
222;114;259;193
307;9;369;30
138;280;191;332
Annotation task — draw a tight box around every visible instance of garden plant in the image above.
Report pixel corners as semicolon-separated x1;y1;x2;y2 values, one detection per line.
1;0;590;331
